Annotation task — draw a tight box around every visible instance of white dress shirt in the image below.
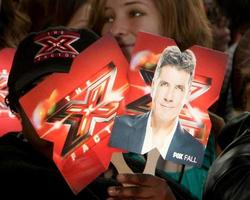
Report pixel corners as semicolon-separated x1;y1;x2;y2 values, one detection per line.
141;112;178;158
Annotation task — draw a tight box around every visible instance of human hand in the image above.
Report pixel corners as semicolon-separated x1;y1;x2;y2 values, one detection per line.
107;173;176;200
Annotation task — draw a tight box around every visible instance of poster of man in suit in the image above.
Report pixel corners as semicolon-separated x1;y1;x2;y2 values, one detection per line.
109;45;204;166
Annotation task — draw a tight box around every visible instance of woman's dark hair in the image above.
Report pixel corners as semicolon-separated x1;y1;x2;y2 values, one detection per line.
18;0;88;32
0;0;30;49
51;0;88;26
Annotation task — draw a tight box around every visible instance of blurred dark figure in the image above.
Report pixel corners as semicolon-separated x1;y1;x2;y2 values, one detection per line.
203;0;232;122
217;0;250;43
204;0;230;52
230;29;250;116
217;112;250;150
209;0;250;122
216;0;250;120
203;112;250;200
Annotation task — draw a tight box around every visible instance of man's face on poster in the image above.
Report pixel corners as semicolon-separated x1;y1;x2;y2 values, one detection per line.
152;65;191;123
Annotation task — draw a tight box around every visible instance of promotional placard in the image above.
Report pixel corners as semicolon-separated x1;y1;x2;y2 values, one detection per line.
110;32;228;167
20;34;129;193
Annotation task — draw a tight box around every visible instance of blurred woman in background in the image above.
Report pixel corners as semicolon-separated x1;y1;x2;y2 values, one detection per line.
90;0;212;60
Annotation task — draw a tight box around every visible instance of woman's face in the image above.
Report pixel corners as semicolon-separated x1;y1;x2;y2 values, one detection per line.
101;0;163;60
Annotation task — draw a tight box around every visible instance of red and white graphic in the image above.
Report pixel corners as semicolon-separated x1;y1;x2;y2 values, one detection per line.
127;32;227;154
179;75;212;145
35;64;121;158
34;30;80;62
20;35;129;193
0;69;9;111
0;48;21;136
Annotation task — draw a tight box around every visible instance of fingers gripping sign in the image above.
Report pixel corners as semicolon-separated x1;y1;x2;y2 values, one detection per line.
107;174;176;200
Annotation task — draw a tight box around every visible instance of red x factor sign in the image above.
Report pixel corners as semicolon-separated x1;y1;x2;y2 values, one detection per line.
0;48;21;136
127;32;227;159
20;35;129;193
34;30;80;62
38;63;120;158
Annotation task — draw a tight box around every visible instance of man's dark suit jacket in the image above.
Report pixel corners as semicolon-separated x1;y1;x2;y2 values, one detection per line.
109;112;205;166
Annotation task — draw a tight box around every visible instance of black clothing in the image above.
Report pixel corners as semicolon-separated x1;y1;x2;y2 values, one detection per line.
218;112;250;150
0;132;113;199
0;132;197;199
204;113;250;200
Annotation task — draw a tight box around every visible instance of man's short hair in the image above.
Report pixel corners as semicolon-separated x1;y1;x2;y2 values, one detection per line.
154;46;196;82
